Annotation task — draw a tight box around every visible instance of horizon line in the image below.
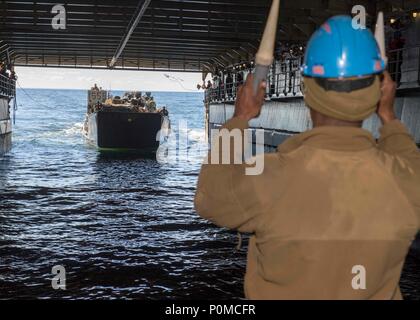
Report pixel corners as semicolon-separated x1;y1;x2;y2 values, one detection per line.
16;87;204;93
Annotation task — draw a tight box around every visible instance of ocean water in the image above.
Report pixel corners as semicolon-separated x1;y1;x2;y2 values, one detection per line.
0;89;418;300
0;89;247;299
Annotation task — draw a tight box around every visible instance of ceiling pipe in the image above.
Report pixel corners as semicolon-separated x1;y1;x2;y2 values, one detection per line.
109;0;151;68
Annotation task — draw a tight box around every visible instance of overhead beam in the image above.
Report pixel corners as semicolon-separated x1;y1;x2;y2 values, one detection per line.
109;0;151;68
2;0;408;73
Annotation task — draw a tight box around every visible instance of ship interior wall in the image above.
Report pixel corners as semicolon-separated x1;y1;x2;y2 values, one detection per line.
209;93;420;152
0;97;12;155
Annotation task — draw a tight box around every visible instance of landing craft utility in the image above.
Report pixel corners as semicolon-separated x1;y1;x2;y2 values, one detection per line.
83;85;170;152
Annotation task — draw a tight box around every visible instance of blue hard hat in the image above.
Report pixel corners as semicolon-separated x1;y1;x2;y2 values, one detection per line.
302;15;386;78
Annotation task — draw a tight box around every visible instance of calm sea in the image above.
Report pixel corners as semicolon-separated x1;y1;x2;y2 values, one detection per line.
0;89;418;299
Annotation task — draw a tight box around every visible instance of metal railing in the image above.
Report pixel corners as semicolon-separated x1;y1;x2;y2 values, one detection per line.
206;45;420;103
205;56;305;103
270;57;304;98
0;73;16;98
388;46;420;86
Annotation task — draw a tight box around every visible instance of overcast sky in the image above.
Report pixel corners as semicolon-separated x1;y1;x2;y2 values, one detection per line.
15;66;203;92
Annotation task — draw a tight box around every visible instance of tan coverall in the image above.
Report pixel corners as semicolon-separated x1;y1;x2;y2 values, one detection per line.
195;117;420;300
